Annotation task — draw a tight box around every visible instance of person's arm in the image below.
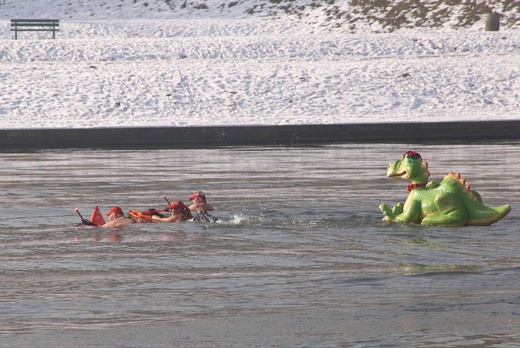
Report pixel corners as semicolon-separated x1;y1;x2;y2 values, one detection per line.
189;203;214;212
152;215;184;222
103;217;135;228
152;215;168;222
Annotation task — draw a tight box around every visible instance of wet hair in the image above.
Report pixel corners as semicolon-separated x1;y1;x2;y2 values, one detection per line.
180;207;193;220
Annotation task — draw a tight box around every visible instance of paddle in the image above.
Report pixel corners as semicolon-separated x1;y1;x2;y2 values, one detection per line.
163;195;172;211
74;208;97;227
163;195;171;205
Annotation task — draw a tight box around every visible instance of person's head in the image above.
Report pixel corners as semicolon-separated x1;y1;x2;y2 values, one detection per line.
168;200;187;214
189;191;207;203
106;206;124;221
168;200;193;219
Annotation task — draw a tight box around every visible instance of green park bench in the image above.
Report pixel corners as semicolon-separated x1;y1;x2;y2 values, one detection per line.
11;19;60;39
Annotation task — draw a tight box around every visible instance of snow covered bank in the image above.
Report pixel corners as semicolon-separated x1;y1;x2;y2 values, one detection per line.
0;1;518;129
1;20;518;129
1;0;518;32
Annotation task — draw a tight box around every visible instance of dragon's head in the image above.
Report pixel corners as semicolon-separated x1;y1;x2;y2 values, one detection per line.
386;151;430;183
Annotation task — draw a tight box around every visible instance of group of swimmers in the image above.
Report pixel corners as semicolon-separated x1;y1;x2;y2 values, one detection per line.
103;191;215;228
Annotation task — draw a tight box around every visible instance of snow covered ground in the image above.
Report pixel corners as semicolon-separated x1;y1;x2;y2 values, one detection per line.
0;2;518;129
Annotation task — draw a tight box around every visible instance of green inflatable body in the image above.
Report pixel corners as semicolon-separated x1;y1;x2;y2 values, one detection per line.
379;151;511;227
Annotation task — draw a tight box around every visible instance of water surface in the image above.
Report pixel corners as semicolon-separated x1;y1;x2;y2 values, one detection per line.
0;144;518;347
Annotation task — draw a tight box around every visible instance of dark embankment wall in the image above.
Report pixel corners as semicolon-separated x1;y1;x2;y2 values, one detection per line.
1;120;519;151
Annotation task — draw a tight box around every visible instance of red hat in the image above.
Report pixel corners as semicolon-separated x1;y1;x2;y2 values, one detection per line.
106;206;123;216
188;191;205;200
168;200;186;211
403;151;422;159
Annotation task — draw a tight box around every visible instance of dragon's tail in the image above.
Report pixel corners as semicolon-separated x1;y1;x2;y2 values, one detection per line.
467;205;511;226
443;173;511;226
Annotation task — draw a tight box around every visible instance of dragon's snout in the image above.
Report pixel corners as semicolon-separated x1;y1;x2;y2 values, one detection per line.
386;160;407;178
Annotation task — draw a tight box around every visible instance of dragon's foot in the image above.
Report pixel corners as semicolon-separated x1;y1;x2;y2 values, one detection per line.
392;202;404;215
379;202;403;221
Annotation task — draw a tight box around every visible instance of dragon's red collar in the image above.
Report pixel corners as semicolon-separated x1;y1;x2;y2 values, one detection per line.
407;183;426;192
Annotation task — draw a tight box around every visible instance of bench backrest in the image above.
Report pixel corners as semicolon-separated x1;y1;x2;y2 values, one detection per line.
10;19;60;39
11;19;59;26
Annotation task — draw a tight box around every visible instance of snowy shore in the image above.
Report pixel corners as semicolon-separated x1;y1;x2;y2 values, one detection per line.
1;19;519;130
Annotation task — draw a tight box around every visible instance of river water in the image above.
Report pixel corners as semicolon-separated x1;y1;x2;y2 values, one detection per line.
1;144;519;347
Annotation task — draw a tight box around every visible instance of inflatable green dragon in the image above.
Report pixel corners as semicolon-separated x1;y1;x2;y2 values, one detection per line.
379;151;511;226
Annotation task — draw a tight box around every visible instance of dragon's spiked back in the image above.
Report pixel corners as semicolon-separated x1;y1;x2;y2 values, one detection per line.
441;171;511;226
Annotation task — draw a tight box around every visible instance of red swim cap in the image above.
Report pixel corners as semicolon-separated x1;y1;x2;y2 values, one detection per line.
106;206;124;216
188;191;205;200
168;200;186;211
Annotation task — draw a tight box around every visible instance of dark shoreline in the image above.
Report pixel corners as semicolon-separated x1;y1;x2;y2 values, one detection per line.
1;120;519;150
